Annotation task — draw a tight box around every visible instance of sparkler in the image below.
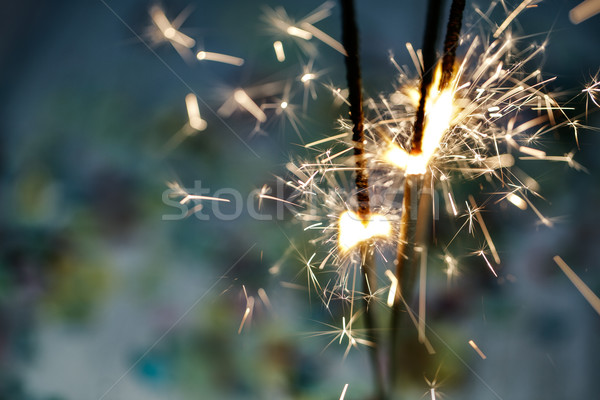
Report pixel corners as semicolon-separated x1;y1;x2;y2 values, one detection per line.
390;0;463;389
153;0;598;398
261;0;590;396
339;1;386;396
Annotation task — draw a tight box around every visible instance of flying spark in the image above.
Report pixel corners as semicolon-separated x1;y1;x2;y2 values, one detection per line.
468;339;487;359
196;51;245;66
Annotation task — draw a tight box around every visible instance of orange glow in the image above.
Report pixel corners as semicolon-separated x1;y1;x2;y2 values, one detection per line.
338;211;391;252
385;64;458;175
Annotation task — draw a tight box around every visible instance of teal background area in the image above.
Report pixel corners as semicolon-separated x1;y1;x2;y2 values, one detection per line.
0;1;599;399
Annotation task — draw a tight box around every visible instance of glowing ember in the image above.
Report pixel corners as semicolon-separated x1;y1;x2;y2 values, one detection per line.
384;64;458;175
338;211;391;252
413;66;457;172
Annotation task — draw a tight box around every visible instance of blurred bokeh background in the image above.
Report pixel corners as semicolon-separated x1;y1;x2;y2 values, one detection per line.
0;0;599;399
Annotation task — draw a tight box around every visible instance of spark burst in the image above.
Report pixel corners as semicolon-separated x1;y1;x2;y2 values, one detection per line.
156;0;598;398
250;2;595;395
277;1;574;321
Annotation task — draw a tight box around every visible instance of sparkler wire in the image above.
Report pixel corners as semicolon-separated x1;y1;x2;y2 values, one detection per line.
391;0;444;388
440;0;466;90
340;0;370;220
340;0;386;398
390;174;416;382
411;0;443;154
411;171;434;288
391;0;467;390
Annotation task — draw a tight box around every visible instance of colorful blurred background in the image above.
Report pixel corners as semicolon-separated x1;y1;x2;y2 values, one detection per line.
1;0;599;399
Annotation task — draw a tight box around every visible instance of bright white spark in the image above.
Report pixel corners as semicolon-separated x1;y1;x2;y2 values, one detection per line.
150;6;195;48
179;194;230;205
522;196;553;227
507;193;527;210
384;144;410;170
569;0;600;24
305;132;349;148
480;251;498;278
483;154;515;170
339;383;349;400
196;51;244;66
273;41;286;62
258;193;299;207
406;42;422;73
519;146;546;159
398;294;436;354
554;256;600;316
238;294;255;334
468;339;487;359
257;288;273;313
582;78;600;110
384;64;458;175
385;269;398;307
469;196;501;265
301;73;316;83
448;192;458;216
338;211;392;252
185;93;207;131
286;26;313;40
299;22;347;55
444;253;459;282
511;115;548;136
410;67;457;174
322;147;354;163
234;89;267;122
493;0;533;38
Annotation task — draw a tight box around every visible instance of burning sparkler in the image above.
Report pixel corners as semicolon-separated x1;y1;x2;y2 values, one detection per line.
154;0;597;398
254;0;591;397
